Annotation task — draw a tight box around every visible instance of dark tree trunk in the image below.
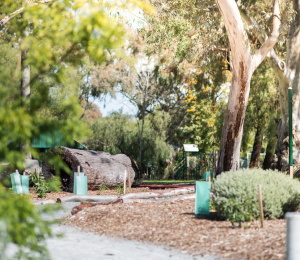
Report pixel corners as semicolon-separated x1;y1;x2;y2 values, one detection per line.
263;145;275;170
138;100;146;179
250;126;263;168
216;65;252;174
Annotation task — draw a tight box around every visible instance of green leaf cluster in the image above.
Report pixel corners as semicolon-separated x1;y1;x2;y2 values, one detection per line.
212;169;300;221
0;186;57;259
30;173;61;198
0;0;150;171
241;61;279;157
86;110;174;176
183;57;230;152
216;198;254;227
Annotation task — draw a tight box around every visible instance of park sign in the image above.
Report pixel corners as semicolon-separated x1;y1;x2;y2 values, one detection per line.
183;144;199;179
183;144;199;153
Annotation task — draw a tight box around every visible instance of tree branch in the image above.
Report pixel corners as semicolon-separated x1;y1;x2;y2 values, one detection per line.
0;0;53;29
239;6;286;81
215;0;251;65
252;0;281;72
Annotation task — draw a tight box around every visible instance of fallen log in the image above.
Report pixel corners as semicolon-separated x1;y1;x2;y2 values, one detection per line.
122;193;196;203
42;147;135;191
71;198;123;215
57;188;195;204
57;195;119;203
133;184;195;189
121;187;194;201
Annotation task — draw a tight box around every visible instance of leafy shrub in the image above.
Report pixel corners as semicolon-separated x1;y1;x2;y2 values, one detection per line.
98;184;109;194
30;173;61;198
0;185;56;259
212;169;300;222
115;184;124;195
216;198;254;227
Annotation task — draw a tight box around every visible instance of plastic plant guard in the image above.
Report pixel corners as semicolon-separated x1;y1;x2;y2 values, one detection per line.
73;172;88;195
195;181;211;215
20;175;29;194
204;171;210;181
11;172;22;194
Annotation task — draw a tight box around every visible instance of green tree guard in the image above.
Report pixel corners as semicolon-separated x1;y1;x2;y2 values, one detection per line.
204;171;210;181
195;181;211;215
21;175;29;194
73;167;88;195
10;171;29;194
11;172;22;194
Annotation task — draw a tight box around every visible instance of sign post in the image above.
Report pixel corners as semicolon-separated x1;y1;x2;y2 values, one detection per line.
289;86;293;179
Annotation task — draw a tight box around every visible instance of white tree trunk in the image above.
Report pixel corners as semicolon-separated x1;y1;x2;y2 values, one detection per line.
20;27;31;160
217;64;253;173
274;0;300;170
21;49;30;99
216;0;281;174
239;3;299;171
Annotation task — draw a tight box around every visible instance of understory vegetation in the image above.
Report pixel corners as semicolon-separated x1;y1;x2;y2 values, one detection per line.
1;0;300;257
0;185;59;259
212;169;300;225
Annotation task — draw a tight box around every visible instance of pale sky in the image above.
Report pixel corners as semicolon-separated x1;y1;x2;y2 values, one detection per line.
94;93;137;117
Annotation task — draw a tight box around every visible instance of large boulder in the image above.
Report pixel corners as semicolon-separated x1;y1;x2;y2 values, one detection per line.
23;159;41;175
42;147;135;191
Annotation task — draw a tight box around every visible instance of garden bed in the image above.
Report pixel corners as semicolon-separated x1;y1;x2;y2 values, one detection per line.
66;198;285;259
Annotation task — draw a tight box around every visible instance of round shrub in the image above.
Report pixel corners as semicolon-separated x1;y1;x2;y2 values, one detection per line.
212;169;300;221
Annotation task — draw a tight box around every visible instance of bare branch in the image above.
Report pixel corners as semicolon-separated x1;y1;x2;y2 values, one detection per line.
239;8;266;44
240;6;286;80
252;0;281;72
216;0;251;63
0;7;24;28
0;0;53;29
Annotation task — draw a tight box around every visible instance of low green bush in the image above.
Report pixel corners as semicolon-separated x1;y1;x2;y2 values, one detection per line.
30;173;61;198
0;185;57;259
212;169;300;223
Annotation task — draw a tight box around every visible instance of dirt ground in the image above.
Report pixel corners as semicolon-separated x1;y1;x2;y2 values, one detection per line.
66;198;286;260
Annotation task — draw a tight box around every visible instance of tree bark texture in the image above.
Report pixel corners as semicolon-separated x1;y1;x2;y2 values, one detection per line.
240;0;299;171
21;48;30;99
250;126;263;168
263;138;277;169
216;0;280;175
274;0;300;170
20;29;31;159
42;147;135;191
138;99;146;179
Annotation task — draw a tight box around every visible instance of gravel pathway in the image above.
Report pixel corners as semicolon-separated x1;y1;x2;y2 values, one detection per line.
45;202;215;260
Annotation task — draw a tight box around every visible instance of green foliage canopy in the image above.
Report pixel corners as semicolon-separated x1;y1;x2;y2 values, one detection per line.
86;111;174;176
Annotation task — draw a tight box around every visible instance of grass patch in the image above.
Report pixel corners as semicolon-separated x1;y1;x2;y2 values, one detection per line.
141;180;196;185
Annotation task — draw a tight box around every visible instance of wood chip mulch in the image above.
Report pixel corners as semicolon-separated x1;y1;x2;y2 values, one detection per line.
66;198;285;260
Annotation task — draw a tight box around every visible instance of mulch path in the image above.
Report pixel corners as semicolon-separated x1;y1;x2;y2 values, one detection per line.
66;198;286;259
